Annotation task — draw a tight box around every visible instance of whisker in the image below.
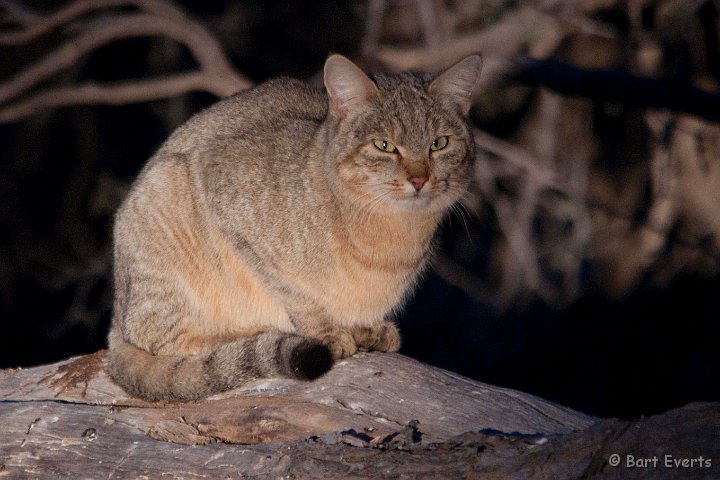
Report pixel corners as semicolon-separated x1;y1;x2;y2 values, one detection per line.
349;188;392;226
450;203;473;241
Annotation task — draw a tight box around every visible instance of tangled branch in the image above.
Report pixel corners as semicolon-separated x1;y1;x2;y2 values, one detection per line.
363;0;720;305
0;0;252;123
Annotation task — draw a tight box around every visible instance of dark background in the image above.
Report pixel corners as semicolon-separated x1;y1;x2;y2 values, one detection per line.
1;0;719;420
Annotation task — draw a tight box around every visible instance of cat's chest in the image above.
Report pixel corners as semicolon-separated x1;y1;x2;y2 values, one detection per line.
315;250;425;325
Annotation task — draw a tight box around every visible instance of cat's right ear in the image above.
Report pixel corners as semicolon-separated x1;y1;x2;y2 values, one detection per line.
324;54;377;118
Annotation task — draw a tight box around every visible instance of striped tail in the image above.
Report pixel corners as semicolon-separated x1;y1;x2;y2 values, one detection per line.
106;330;333;402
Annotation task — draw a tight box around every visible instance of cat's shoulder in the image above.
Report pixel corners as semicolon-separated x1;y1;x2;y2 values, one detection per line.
213;77;326;122
166;77;326;147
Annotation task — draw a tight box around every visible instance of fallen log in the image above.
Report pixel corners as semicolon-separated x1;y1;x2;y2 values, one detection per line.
0;351;717;478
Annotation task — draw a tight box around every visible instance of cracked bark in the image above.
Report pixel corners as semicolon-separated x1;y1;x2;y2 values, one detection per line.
0;351;717;479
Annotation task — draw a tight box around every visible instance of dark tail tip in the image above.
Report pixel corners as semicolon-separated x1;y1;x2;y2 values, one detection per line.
289;340;333;380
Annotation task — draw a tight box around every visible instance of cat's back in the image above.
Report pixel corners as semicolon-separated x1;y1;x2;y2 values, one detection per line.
162;78;328;154
120;77;328;221
115;75;333;268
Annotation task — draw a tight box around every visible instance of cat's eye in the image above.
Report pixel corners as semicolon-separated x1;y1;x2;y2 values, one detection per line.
430;136;449;151
373;139;398;153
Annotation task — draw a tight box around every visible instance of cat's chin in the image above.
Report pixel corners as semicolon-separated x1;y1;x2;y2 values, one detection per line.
387;194;435;213
393;191;467;216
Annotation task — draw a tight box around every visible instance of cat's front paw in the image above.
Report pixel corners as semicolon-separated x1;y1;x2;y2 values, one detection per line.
318;329;358;360
352;323;401;352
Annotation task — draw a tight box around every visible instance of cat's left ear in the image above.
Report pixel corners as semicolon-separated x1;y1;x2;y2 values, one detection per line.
428;54;482;116
324;54;378;118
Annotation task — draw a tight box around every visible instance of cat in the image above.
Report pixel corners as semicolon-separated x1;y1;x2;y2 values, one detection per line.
106;53;481;402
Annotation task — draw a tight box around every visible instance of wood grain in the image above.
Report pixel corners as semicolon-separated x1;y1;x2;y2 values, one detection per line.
1;351;717;479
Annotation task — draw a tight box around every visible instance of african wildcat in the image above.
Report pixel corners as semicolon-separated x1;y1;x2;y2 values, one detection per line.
107;54;481;402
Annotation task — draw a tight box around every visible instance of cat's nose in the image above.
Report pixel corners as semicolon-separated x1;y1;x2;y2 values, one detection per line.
408;176;428;191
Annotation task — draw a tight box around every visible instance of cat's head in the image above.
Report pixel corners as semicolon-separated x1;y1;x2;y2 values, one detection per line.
322;54;481;215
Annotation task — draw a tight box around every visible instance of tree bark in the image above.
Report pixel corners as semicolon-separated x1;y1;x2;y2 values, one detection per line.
0;351;717;478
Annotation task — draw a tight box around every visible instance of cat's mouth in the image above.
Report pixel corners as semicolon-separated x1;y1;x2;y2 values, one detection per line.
388;188;434;210
383;175;458;212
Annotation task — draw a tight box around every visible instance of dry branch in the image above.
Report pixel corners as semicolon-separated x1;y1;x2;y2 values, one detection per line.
368;1;620;72
473;127;559;188
0;352;717;478
2;351;595;440
0;0;252;123
0;73;214;123
373;7;563;71
590;111;720;295
0;0;186;45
